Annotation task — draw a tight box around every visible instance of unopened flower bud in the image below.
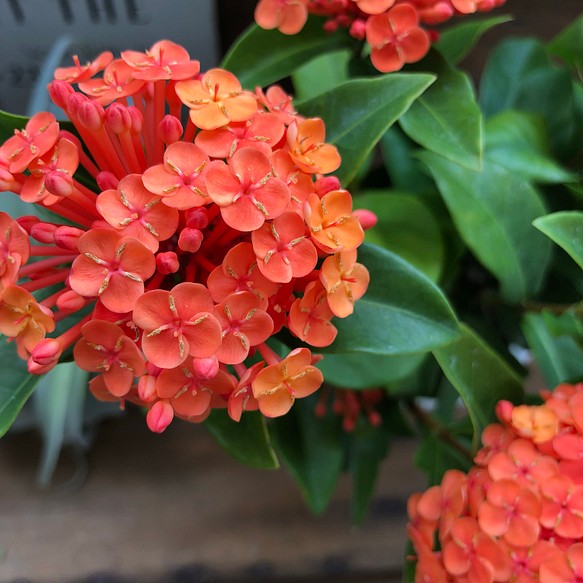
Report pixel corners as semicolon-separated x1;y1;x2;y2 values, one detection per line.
30;338;62;366
96;171;119;191
54;226;84;250
31;222;58;244
17;215;40;234
185;207;209;230
156;251;180;274
146;400;174;433
178;228;203;253
78;99;105;130
496;400;514;424
56;289;86;313
353;208;378;231
192;356;219;380
45;171;74;198
158;115;183;145
127;106;143;134
105;103;132;134
349;19;367;40
28;358;58;375
66;92;87;118
314;176;341;197
138;374;157;402
48;80;75;110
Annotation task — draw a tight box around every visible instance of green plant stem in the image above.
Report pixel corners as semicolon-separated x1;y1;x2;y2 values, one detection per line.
405;399;473;462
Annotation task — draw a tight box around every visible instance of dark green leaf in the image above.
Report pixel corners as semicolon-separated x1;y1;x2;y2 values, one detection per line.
270;396;343;513
522;312;583;388
380;126;435;195
324;244;459;355
298;73;435;185
292;49;350;101
433;323;524;449
400;51;483;171
435;15;513;65
533;211;583;270
221;19;347;89
415;432;472;485
348;422;390;523
420;151;552;302
205;409;279;469
0;109;29;143
480;38;576;157
485;111;576;183
547;14;583;70
0;341;42;437
317;352;425;389
354;190;444;282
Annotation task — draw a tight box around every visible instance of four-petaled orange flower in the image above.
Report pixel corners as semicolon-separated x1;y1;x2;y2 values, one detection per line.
73;320;145;397
254;0;309;35
288;280;338;347
0;213;30;289
251;212;317;283
206;147;290;231
175;68;258;131
207;242;278;308
156;359;235;419
142;142;210;210
121;40;200;81
213;292;274;364
0;112;60;174
0;285;55;358
365;4;431;73
287;118;341;175
305;190;364;252
132;282;222;369
69;229;156;313
252;347;323;417
97;174;179;251
79;59;145;105
319;249;369;318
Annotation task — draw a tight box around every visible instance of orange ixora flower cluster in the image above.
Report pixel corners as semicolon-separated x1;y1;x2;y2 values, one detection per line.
407;383;583;583
0;40;370;432
255;0;506;73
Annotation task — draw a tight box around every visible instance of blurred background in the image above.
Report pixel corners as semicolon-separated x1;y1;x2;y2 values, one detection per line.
0;1;580;582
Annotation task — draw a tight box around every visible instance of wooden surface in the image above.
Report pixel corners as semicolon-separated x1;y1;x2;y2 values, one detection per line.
0;411;424;583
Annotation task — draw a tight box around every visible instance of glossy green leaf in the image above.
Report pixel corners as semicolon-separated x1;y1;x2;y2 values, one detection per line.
533;211;583;270
486;111;576;183
317;352;425;389
435;15;512;65
0;109;29;143
292;49;351;101
298;73;435;185
415;432;472;485
420;151;552;302
324;243;459;355
522;313;583;388
221;19;347;89
348;422;390;523
270;396;343;513
205;409;279;469
400;51;483;171
433;324;524;449
480;38;575;157
354;190;444;282
0;341;42;437
547;14;583;70
380;126;435;195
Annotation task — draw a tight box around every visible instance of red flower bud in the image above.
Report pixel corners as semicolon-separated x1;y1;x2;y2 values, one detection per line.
156;251;180;274
158;115;183;145
178;228;203;253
